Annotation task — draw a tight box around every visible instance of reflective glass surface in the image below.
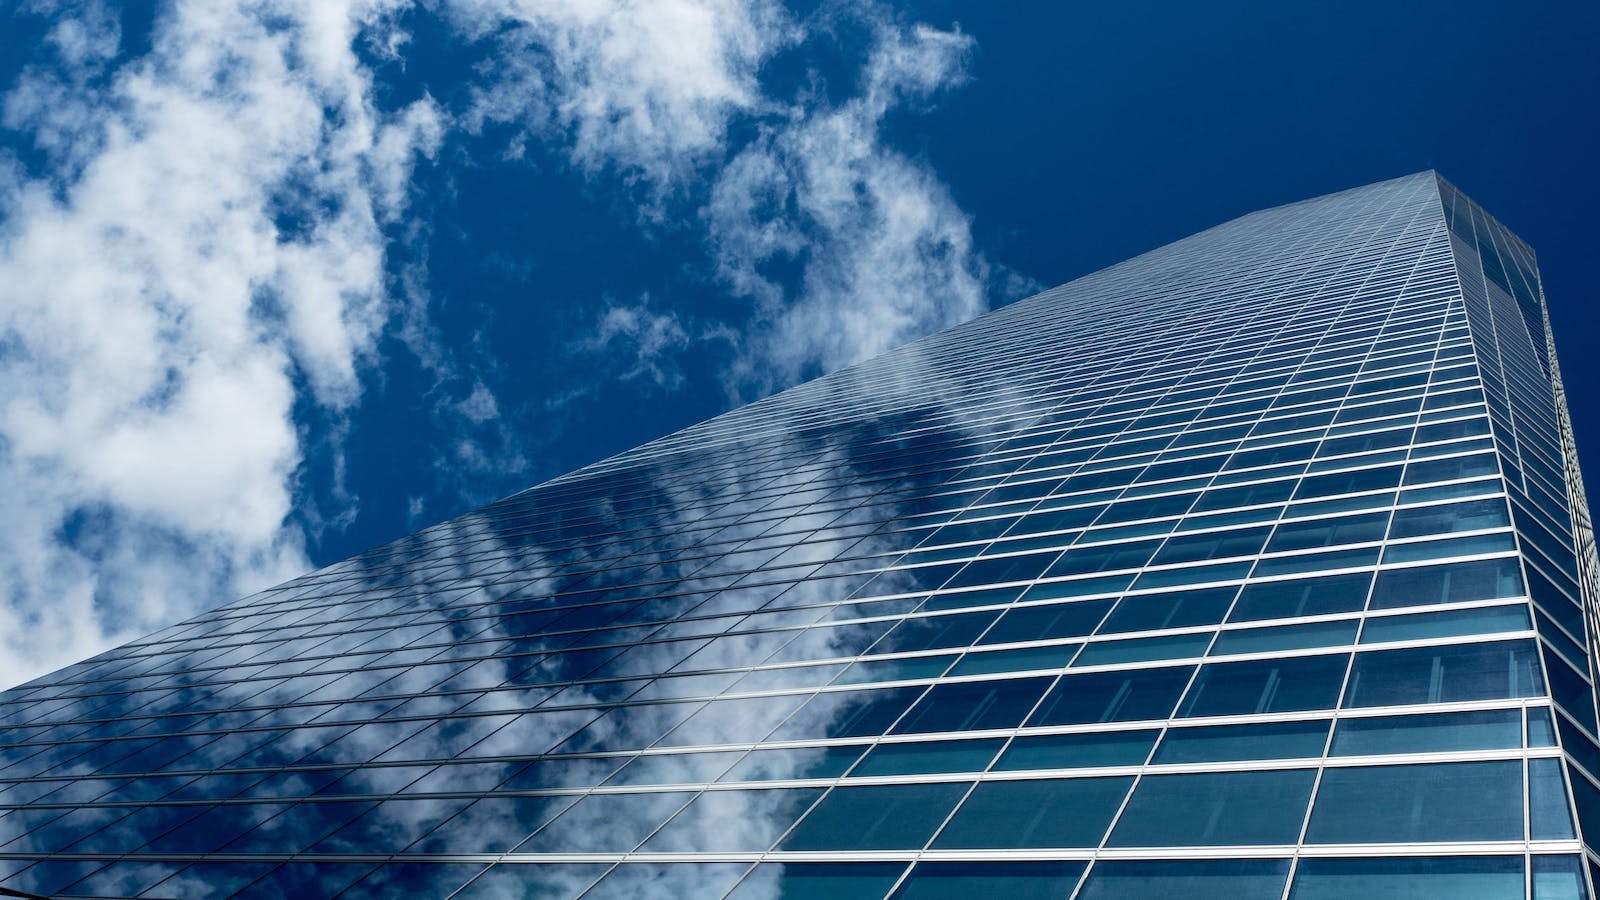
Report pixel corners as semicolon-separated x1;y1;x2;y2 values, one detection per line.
0;172;1595;899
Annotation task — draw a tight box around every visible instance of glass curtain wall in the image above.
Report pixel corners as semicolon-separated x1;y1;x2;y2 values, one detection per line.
0;172;1594;900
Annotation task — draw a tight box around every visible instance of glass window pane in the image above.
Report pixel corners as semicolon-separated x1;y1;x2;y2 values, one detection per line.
1266;512;1389;553
720;746;863;783
835;655;956;685
1343;640;1544;707
1529;707;1557;747
1098;587;1238;634
769;686;926;741
1330;709;1522;756
1027;666;1194;726
1229;573;1371;622
1368;557;1523;610
1388;498;1509;539
979;600;1113;645
892;676;1054;735
851;739;1005;777
1359;605;1529;644
726;862;908;900
581;863;749;899
1074;632;1212;666
932;777;1132;849
1381;531;1515;565
1153;720;1329;763
1530;757;1578;840
606;751;744;786
1178;654;1348;717
994;730;1158;771
640;788;823;852
1211;620;1357;655
949;643;1078;676
1289;856;1523;900
1306;761;1523;843
1531;855;1590;900
891;861;1087;900
1077;859;1290;900
780;782;968;851
518;792;692;853
875;613;999;653
1107;769;1315;846
452;864;609;898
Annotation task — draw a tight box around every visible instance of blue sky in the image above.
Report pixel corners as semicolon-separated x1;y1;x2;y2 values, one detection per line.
0;0;1595;687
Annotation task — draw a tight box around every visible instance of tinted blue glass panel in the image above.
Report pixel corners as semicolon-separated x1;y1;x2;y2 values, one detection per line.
1152;526;1273;565
933;777;1132;848
1211;620;1357;655
721;746;862;782
1229;573;1372;622
1343;640;1544;707
1295;466;1403;500
1529;707;1557;746
1077;859;1290;900
978;600;1114;645
1403;452;1499;485
518;792;693;853
606;751;744;786
1330;709;1522;756
1028;667;1194;726
875;613;999;653
944;551;1064;589
1266;513;1389;553
1099;587;1238;633
1530;757;1578;840
213;862;378;898
1307;761;1523;843
1252;547;1379;577
1130;560;1253;589
1289;856;1523;900
1193;480;1297;512
641;788;823;852
1388;498;1510;538
769;686;926;740
1046;540;1162;577
1153;720;1329;763
891;861;1086;900
835;655;956;685
851;739;1005;777
891;677;1054;734
725;863;908;900
993;730;1158;770
948;643;1078;675
1073;632;1212;666
1358;604;1530;643
1177;654;1348;717
582;863;749;898
1368;557;1524;610
780;783;968;850
1107;769;1315;846
59;861;222;899
1531;856;1590;900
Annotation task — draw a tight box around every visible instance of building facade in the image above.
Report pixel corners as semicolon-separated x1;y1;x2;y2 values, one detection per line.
1;172;1596;899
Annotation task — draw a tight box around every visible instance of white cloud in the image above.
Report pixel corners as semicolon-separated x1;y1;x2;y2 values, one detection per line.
706;18;991;392
577;294;700;390
0;0;441;688
0;0;1007;692
449;0;791;198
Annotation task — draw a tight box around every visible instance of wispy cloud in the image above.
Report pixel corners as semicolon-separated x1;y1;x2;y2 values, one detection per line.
0;0;441;686
0;0;1012;689
450;0;791;200
707;17;991;393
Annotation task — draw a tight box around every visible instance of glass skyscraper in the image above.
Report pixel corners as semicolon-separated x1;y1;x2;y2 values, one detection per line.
1;172;1596;899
